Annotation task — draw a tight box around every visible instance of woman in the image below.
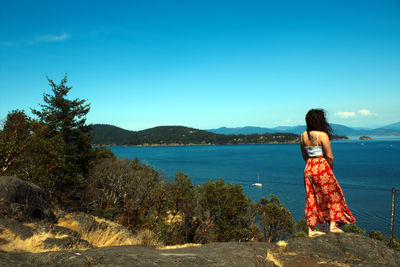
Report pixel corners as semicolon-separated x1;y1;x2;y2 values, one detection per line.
300;109;355;237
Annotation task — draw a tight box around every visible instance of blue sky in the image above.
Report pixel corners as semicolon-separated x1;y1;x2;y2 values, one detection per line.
1;0;399;130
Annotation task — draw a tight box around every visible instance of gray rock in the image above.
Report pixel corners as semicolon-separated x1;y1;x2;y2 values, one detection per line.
267;233;400;266
0;242;273;266
0;234;399;266
0;176;54;222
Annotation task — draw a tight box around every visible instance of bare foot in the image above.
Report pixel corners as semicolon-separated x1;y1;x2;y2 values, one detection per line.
330;222;344;234
308;230;326;238
329;227;344;234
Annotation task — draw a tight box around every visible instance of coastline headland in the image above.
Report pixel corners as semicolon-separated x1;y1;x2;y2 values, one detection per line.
91;124;348;146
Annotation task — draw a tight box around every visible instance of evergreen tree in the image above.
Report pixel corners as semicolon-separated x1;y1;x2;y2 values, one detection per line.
31;75;93;189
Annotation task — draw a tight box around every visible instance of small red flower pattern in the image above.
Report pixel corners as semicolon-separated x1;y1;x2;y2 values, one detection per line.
304;157;356;228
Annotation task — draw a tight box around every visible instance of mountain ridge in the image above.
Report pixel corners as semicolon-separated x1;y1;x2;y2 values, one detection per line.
207;122;400;136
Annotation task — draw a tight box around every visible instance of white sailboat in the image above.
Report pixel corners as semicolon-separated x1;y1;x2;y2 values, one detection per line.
252;173;262;187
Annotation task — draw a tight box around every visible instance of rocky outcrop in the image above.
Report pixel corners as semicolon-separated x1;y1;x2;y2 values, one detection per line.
0;234;399;266
0;177;149;253
0;176;139;253
0;241;273;266
0;210;154;253
267;233;400;266
0;176;81;251
0;176;54;222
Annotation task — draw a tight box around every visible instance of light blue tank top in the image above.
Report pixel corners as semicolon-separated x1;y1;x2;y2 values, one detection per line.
302;132;323;157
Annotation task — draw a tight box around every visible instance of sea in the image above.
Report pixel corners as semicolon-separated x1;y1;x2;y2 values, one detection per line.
109;137;400;236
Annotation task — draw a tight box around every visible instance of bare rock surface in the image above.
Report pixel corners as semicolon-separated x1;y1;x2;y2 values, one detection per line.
1;234;400;266
0;176;54;222
267;233;400;266
1;242;272;267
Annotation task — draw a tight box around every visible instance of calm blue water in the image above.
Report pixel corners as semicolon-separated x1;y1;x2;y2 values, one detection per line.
109;139;400;236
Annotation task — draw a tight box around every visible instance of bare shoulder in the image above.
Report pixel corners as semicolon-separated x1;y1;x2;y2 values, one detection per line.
318;131;330;141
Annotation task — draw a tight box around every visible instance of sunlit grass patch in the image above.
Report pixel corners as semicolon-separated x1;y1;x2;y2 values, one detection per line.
0;227;74;253
157;243;202;250
57;213;139;247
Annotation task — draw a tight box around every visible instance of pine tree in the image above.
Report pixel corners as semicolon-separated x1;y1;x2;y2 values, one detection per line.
31;75;93;189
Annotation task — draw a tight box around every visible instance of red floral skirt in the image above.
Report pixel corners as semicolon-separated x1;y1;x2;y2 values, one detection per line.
304;157;356;228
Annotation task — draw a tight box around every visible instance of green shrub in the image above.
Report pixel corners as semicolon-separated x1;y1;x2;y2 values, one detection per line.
256;195;294;242
292;218;308;239
196;178;252;243
368;230;400;252
343;224;366;235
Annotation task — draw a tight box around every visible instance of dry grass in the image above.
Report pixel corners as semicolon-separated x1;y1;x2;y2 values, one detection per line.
56;213;138;247
134;229;164;247
81;227;136;247
56;215;81;233
266;249;283;267
56;213;166;247
0;212;170;253
91;217;163;247
0;227;84;253
277;240;288;247
157;243;202;250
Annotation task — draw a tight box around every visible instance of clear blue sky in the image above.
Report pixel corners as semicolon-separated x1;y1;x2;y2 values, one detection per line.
1;0;399;130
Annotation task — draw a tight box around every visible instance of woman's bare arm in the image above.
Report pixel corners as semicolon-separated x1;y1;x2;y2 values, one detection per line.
320;132;334;169
300;133;308;162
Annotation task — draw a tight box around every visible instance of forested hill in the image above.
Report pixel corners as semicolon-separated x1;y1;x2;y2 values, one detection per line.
90;124;301;145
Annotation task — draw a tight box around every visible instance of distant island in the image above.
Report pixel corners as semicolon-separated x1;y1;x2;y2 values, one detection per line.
90;124;348;146
208;122;400;136
360;136;373;140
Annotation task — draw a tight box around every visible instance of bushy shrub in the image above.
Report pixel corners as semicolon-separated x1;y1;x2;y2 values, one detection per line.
163;172;199;244
292;218;308;239
196;178;252;243
343;224;366;235
256;195;294;242
87;157;168;232
160;176;256;244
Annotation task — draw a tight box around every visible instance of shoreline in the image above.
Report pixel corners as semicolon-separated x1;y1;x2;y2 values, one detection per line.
92;140;302;147
92;137;352;147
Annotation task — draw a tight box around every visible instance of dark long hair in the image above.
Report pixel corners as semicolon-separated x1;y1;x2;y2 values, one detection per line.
305;109;333;139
